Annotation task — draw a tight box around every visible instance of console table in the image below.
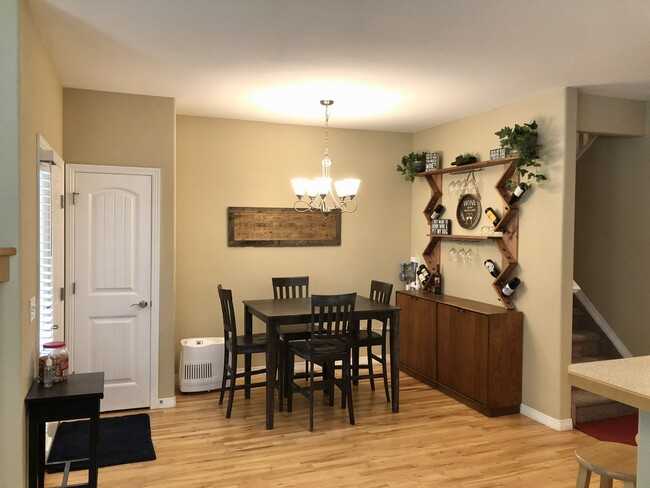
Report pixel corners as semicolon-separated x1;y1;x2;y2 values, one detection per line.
25;372;104;488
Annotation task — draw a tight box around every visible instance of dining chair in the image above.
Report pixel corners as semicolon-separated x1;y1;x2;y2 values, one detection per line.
349;280;393;402
272;276;311;410
286;292;357;432
217;284;267;418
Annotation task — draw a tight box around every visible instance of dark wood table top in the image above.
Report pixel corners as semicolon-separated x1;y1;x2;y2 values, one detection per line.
243;295;399;322
25;372;105;404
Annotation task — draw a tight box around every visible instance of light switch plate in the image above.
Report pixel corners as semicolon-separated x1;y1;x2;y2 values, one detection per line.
30;296;36;322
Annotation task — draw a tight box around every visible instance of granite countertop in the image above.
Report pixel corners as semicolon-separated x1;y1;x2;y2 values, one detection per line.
568;356;650;411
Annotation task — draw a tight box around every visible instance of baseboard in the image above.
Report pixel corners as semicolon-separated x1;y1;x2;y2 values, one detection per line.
520;403;573;431
153;396;176;409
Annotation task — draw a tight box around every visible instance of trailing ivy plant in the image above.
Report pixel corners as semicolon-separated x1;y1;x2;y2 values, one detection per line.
495;120;546;191
396;151;426;182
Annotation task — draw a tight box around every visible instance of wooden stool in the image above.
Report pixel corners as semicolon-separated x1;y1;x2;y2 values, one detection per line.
575;441;637;488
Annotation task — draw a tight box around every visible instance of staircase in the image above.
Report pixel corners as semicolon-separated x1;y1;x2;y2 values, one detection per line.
571;293;636;425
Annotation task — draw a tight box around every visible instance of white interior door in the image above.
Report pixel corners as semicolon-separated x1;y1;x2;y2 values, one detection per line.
68;166;157;411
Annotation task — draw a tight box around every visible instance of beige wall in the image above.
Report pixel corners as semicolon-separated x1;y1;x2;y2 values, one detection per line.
575;103;650;355
412;88;577;421
1;1;22;484
63;89;177;399
175;116;412;362
0;1;64;484
578;93;646;136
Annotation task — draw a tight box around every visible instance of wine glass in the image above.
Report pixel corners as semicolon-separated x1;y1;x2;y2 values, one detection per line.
448;246;458;262
466;246;474;264
458;246;466;263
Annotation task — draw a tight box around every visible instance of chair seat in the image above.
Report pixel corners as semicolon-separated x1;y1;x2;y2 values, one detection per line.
291;338;346;358
277;323;311;337
575;441;637;487
234;332;268;353
352;329;383;344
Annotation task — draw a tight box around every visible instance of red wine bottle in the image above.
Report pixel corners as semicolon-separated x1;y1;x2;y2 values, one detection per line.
431;204;445;220
509;183;528;204
432;264;442;295
483;259;499;278
502;277;521;296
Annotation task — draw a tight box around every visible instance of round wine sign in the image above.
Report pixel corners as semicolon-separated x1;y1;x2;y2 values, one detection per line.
456;194;481;230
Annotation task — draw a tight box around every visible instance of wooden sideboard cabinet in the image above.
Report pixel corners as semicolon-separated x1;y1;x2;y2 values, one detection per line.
396;291;437;387
396;291;523;417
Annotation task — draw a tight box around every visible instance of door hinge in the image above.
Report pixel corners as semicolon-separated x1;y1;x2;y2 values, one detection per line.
72;192;79;205
60;287;65;301
72;282;76;294
60;195;65;209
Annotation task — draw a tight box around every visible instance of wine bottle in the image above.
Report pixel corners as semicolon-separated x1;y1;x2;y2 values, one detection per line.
417;264;431;286
483;259;499;278
508;183;528;204
432;264;442;295
431;204;445;220
502;277;521;297
484;207;501;227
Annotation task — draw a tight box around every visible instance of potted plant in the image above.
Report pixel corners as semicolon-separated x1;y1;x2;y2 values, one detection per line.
495;120;546;191
396;152;426;182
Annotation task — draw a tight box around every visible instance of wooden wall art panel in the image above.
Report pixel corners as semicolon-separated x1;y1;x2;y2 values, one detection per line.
227;207;341;247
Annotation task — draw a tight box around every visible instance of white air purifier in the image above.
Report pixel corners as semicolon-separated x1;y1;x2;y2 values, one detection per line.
178;337;224;393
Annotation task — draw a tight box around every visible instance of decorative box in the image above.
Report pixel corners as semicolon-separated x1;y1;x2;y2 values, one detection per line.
431;219;451;235
490;147;511;160
425;152;440;171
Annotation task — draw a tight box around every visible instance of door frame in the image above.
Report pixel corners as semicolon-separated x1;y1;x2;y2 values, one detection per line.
65;163;161;408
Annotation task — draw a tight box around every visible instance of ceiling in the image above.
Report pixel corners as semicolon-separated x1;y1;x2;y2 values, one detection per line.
28;0;650;133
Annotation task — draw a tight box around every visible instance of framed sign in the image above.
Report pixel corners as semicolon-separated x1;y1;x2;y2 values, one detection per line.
228;207;341;247
456;194;481;230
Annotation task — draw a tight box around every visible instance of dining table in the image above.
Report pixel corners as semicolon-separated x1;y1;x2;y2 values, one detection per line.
243;295;401;429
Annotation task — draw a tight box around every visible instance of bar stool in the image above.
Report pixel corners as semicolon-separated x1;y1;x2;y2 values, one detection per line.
574;441;637;488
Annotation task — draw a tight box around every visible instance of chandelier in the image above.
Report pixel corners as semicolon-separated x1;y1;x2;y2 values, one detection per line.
292;100;360;215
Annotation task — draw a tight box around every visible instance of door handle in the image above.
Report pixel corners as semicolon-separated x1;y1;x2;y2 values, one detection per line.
131;300;148;308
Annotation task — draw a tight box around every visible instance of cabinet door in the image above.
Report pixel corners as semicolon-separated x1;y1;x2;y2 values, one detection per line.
437;303;488;403
396;294;436;383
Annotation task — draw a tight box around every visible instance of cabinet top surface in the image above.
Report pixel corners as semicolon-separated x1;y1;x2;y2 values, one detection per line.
396;290;522;316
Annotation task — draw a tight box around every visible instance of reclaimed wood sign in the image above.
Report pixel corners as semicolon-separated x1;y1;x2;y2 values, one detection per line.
227;207;341;247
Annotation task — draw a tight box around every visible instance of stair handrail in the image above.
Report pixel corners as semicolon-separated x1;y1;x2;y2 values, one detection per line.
573;281;632;358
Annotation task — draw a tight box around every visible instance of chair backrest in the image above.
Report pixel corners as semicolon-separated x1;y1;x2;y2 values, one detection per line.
272;276;309;299
369;280;393;305
217;284;238;345
310;293;357;340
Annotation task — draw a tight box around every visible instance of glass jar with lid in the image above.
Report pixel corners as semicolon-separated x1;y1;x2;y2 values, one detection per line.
39;341;69;383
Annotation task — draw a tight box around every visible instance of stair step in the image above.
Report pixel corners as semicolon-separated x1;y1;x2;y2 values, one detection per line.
572;329;601;343
572;355;611;364
572;388;637;424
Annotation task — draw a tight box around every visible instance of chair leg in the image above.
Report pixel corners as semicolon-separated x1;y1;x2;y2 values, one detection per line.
219;348;230;406
309;361;315;432
287;351;295;413
598;477;613;488
367;344;376;391
277;347;284;412
344;357;355;425
226;353;238;419
575;465;591;488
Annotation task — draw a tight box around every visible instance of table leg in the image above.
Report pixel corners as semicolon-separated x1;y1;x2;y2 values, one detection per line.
27;415;40;488
266;320;278;429
88;400;100;487
244;305;253;398
390;310;400;413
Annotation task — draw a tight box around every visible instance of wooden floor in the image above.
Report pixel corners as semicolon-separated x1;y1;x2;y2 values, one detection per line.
46;373;618;487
